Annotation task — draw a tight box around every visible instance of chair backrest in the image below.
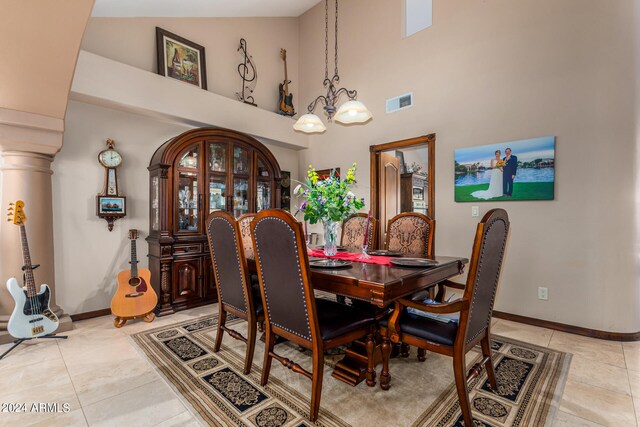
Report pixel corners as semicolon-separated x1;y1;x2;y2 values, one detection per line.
341;213;378;252
385;212;435;258
460;209;510;345
205;211;253;317
237;213;256;260
251;209;318;345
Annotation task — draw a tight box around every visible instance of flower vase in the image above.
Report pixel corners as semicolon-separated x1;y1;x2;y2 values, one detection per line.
322;220;340;256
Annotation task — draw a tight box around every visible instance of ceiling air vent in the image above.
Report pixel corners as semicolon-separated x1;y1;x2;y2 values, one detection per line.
386;92;413;114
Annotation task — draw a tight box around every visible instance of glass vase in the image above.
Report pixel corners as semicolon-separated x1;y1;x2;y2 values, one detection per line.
322;220;340;256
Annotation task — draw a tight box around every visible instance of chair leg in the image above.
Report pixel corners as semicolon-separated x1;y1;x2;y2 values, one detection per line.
417;348;426;362
365;332;376;387
244;319;257;375
400;343;410;358
310;349;324;422
214;309;227;352
453;353;473;427
380;335;392;390
481;334;498;390
261;330;275;386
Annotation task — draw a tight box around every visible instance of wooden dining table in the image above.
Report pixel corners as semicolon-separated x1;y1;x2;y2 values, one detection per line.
307;255;468;385
247;253;468;386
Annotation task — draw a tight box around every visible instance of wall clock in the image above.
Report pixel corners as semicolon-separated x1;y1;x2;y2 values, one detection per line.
96;138;126;231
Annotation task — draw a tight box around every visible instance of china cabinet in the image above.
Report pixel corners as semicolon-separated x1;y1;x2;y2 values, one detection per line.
147;128;282;315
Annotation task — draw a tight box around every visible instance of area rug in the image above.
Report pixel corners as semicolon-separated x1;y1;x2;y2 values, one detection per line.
131;314;570;427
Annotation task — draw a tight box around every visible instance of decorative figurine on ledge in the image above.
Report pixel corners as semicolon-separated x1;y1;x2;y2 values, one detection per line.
236;38;257;106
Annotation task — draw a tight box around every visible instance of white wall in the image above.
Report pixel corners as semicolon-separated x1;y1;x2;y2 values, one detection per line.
299;0;640;333
54;101;299;314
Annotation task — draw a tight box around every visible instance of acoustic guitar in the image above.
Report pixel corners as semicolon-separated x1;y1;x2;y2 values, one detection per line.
110;229;157;328
6;201;59;339
278;48;295;116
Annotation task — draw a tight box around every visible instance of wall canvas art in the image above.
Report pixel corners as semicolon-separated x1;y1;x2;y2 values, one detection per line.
454;136;555;202
156;27;207;89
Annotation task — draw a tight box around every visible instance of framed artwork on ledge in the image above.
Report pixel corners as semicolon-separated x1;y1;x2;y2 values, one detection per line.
316;168;340;180
156;27;207;89
454;136;555;202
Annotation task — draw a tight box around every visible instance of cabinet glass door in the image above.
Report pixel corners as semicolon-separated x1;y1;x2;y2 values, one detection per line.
256;181;271;212
234;146;250;175
209;179;226;213
209;143;227;172
233;178;249;217
177;172;199;231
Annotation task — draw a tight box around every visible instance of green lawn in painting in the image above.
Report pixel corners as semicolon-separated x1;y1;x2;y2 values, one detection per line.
455;182;554;202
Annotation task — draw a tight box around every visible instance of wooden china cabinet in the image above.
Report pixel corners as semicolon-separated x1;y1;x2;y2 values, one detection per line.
147;128;282;316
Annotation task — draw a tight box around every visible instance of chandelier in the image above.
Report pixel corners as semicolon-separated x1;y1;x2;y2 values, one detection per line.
294;0;372;133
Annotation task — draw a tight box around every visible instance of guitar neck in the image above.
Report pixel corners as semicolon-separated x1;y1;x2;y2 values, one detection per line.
130;239;138;278
283;57;289;92
19;225;37;298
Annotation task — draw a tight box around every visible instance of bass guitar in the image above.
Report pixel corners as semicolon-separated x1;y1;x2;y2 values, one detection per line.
110;229;157;328
6;201;59;339
278;48;295;116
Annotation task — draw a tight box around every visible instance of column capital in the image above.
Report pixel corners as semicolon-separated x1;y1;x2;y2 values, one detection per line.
0;151;54;175
0;108;64;155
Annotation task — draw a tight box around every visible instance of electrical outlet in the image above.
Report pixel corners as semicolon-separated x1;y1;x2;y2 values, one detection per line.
471;206;479;217
538;287;548;300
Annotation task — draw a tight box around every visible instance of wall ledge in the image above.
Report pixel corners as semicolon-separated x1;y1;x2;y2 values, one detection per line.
70;50;309;150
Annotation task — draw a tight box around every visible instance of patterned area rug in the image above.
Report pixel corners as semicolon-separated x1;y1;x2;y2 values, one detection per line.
131;314;570;427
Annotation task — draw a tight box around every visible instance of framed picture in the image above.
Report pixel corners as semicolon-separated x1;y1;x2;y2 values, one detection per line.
97;196;126;215
316;168;340;180
156;27;207;89
454;136;555;202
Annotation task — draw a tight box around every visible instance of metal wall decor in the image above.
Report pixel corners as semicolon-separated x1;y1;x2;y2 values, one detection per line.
236;38;258;107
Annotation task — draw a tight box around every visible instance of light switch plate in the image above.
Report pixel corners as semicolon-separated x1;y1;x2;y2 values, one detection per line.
471;206;479;217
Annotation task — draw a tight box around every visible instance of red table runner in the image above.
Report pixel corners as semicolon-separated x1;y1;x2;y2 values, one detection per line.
307;249;393;266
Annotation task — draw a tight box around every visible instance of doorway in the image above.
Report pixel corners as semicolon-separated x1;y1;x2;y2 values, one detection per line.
370;134;435;246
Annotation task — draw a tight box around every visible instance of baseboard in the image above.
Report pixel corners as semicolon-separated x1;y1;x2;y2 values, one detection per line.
493;311;640;342
70;308;111;322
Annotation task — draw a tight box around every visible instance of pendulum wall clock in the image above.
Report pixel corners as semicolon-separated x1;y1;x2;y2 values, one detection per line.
96;138;126;231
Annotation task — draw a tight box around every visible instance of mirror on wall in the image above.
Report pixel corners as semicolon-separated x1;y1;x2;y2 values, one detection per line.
370;135;435;245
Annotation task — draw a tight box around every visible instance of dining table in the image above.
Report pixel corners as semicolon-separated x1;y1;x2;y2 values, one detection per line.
248;250;468;386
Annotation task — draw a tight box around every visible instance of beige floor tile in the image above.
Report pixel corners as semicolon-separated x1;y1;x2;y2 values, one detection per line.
154;411;203;427
0;408;87;427
628;368;640;399
568;354;631;395
550;332;626;368
490;319;554;347
560;379;636;426
624;341;640;372
554;410;605;426
70;354;159;407
634;397;640;427
0;338;62;372
82;379;186;427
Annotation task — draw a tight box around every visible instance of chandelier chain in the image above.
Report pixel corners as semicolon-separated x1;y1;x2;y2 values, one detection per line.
335;0;339;77
324;0;329;80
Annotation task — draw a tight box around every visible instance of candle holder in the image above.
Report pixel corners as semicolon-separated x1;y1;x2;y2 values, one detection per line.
305;233;313;254
358;244;371;260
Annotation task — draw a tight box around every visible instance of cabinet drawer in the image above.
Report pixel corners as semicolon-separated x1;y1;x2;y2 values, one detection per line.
173;244;202;255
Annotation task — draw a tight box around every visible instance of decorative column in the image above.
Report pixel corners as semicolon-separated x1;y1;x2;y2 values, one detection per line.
0;151;72;344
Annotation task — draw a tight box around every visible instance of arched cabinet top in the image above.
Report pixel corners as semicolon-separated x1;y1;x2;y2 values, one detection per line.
149;127;282;180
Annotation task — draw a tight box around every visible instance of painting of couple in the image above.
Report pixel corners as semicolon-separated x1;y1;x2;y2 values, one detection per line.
454;136;555;202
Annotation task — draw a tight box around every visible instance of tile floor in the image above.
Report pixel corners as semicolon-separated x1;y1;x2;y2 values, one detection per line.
0;304;638;427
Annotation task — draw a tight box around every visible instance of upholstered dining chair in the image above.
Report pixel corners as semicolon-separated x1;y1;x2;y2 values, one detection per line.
385;212;435;258
250;209;376;422
341;213;378;253
378;209;510;427
205;211;264;375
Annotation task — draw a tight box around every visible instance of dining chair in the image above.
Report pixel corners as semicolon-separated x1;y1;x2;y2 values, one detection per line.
385;212;435;258
341;213;378;253
205;211;264;375
250;209;376;422
378;208;510;427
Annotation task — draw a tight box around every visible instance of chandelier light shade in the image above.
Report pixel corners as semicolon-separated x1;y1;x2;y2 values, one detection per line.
293;0;371;134
293;114;327;133
334;100;373;124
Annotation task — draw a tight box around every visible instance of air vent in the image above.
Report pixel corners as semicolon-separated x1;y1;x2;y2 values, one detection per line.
386;92;413;114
